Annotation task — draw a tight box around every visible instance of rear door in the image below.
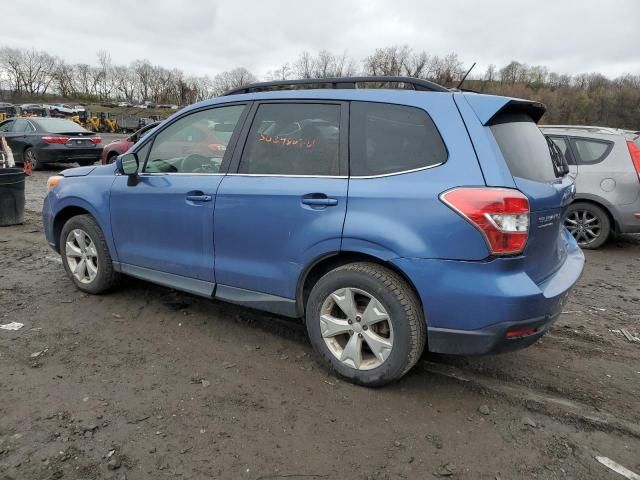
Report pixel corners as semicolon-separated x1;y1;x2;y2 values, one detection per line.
568;136;638;206
489;113;574;283
214;101;348;301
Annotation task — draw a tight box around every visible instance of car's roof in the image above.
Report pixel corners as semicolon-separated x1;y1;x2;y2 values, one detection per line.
540;125;624;136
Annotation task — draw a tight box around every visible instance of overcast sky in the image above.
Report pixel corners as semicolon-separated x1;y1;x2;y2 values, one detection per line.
2;0;638;79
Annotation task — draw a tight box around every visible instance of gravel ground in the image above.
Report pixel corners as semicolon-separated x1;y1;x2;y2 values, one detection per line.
1;169;639;480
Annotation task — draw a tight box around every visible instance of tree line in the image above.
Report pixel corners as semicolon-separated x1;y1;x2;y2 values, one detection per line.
1;45;638;128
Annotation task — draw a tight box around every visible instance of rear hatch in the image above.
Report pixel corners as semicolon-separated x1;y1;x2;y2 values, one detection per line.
490;113;574;282
462;96;575;284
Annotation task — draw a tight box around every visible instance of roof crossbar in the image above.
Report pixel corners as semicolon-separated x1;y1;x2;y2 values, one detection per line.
223;76;450;96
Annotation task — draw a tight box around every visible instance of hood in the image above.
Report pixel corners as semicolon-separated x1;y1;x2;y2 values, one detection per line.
61;166;96;177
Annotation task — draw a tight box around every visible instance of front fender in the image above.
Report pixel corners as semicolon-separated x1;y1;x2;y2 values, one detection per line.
48;175;117;261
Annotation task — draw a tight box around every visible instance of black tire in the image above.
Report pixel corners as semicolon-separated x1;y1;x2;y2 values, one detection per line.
24;147;41;171
564;202;611;249
305;262;426;387
107;152;119;164
60;214;119;294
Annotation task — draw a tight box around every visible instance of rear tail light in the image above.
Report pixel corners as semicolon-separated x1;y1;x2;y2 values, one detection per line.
440;187;530;255
91;136;102;144
626;141;640;181
42;136;69;144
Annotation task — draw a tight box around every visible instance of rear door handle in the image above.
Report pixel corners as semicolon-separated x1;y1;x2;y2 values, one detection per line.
301;197;338;206
186;191;212;202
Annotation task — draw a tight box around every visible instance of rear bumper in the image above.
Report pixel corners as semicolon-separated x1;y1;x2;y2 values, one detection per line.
611;196;640;233
426;313;559;355
391;228;585;355
36;145;103;164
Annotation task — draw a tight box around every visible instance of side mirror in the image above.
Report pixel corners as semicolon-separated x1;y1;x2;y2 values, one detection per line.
116;153;140;186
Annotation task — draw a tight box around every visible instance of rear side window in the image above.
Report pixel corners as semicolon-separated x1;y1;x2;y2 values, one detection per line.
569;138;613;165
490;113;557;182
239;103;341;176
350;102;447;176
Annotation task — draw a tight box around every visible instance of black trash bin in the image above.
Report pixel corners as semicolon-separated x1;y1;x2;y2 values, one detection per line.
0;167;25;226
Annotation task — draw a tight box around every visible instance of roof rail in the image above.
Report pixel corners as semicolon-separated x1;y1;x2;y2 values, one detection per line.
223;76;450;96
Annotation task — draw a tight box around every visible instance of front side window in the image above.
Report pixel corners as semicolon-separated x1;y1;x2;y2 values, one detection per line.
239;103;341;176
350;102;447;177
144;105;246;174
570;138;612;165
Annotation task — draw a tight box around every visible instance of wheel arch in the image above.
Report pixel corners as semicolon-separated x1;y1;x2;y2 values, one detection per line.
296;251;423;318
52;206;93;251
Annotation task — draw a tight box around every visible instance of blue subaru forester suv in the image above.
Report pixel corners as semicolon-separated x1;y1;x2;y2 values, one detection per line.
43;77;584;386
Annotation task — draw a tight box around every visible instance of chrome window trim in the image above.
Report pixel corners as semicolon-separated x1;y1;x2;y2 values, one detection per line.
226;173;348;179
116;162;445;179
139;172;225;177
349;162;445;179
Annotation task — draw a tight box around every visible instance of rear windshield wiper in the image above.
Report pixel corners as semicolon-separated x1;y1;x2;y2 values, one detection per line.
546;137;569;177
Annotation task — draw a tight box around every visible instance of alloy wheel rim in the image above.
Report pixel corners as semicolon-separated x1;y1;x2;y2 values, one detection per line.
564;209;601;246
320;287;394;371
65;229;99;284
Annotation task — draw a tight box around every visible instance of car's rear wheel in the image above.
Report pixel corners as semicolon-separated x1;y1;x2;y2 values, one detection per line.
60;214;119;294
24;147;40;172
305;262;426;387
563;202;611;249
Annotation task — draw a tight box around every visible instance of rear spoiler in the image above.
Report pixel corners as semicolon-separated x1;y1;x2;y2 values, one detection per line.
461;93;546;125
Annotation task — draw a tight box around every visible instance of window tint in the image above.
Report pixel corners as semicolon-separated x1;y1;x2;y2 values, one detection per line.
144;105;245;174
0;120;14;132
350;102;447;177
239;103;341;176
570;138;612;164
490;113;557;182
548;136;575;165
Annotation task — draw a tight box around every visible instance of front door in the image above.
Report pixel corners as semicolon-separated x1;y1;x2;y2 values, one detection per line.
110;104;249;284
214;101;348;300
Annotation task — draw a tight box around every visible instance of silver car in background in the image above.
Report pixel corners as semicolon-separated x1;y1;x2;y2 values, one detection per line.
541;125;640;248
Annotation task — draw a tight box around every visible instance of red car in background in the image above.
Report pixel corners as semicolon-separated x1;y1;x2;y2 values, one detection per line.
101;122;159;164
101;120;229;164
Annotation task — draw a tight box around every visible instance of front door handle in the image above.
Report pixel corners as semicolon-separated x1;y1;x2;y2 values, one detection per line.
301;197;338;207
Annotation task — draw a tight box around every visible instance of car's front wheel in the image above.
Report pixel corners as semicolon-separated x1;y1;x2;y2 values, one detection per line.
305;262;426;387
60;214;119;294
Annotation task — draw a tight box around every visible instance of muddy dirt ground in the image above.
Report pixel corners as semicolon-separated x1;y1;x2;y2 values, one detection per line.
1;168;639;480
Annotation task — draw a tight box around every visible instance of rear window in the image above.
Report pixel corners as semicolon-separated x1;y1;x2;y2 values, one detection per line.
349;102;447;177
490;112;557;182
35;118;85;133
569;138;613;165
